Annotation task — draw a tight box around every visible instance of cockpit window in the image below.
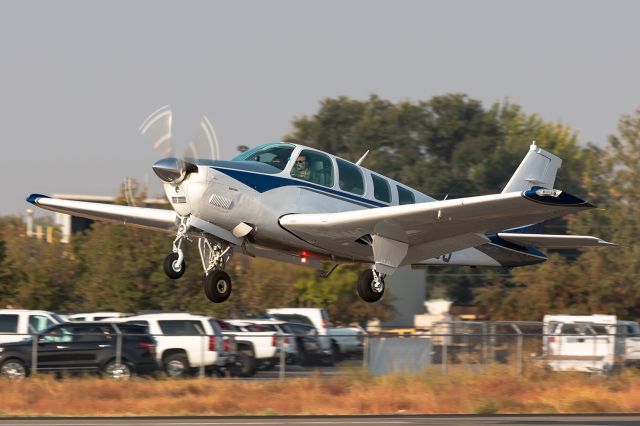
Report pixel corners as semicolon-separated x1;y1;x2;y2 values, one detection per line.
290;149;334;187
231;143;295;171
337;158;364;195
371;174;391;203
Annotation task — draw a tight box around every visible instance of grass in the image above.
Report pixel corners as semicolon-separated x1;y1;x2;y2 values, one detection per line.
1;366;640;416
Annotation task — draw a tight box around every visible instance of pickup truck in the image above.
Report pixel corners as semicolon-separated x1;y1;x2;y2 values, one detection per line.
543;314;640;373
216;319;280;377
266;308;364;360
0;309;64;344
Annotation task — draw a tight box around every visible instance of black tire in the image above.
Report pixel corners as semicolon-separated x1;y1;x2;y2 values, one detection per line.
331;341;342;362
164;253;186;279
0;358;28;379
357;269;384;302
204;270;232;303
163;353;191;378
229;351;256;377
102;360;131;380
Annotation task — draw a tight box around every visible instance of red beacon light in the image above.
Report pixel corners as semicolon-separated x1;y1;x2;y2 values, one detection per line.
300;251;308;264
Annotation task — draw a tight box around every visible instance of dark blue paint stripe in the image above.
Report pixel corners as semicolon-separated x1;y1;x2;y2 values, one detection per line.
213;167;387;208
26;193;49;204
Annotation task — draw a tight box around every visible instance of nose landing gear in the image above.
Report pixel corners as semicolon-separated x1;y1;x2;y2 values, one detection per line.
163;215;234;303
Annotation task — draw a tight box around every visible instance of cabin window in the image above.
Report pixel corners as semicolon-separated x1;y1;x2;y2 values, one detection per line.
372;174;391;203
337;158;364;195
397;185;415;205
231;143;295;171
290;149;334;187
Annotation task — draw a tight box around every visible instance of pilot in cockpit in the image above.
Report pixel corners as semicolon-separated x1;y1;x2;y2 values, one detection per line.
291;154;310;179
270;156;286;171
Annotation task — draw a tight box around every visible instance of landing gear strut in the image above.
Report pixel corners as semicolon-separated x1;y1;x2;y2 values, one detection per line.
356;269;385;303
198;236;233;303
164;216;190;279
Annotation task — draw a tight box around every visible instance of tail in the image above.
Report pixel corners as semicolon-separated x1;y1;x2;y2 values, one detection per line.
502;142;562;193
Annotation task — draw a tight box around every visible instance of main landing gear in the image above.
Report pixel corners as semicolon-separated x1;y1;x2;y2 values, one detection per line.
356;269;385;303
164;216;234;303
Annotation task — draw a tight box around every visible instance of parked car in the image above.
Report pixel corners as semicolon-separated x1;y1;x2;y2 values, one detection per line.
266;308;364;360
217;319;280;376
0;309;64;344
0;322;157;379
543;314;640;373
107;313;234;377
67;312;129;322
239;319;325;366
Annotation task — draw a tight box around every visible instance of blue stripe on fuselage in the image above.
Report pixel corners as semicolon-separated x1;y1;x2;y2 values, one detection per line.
212;167;387;208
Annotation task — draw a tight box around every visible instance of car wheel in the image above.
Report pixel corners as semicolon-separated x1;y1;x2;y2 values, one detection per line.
102;361;131;380
164;353;191;378
0;359;28;379
229;351;256;377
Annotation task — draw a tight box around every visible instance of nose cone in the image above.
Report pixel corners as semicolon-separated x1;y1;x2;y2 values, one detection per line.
152;157;185;183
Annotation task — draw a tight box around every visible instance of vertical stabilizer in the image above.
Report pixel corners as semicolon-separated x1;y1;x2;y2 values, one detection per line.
502;142;562;193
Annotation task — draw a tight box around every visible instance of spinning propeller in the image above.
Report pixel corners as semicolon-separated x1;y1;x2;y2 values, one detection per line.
139;105;221;185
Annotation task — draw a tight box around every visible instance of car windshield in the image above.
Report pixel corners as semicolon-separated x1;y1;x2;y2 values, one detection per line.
231;143;295;171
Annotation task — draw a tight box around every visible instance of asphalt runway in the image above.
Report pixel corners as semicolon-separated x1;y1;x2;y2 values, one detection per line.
1;415;640;426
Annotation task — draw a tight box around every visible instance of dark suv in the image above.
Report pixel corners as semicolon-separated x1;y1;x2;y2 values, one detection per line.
0;322;158;379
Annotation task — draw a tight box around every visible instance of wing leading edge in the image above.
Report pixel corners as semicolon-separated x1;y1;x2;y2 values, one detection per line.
26;194;177;233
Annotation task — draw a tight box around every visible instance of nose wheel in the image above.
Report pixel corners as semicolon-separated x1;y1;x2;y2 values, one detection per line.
356;269;385;303
204;269;232;303
164;252;186;279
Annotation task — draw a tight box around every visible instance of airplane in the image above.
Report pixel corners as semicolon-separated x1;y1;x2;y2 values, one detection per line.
26;129;613;303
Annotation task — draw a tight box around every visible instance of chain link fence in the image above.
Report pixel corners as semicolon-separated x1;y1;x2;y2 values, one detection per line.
1;320;639;379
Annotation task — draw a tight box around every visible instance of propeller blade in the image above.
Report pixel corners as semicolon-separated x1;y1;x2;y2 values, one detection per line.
139;105;174;157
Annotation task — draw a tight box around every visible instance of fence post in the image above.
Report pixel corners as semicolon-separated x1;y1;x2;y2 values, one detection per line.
113;324;122;368
489;323;496;364
513;324;523;375
441;332;448;375
363;334;369;372
279;333;286;380
31;332;38;376
200;334;206;378
482;322;488;368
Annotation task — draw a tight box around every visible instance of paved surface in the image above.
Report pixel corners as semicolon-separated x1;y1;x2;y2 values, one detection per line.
1;415;640;425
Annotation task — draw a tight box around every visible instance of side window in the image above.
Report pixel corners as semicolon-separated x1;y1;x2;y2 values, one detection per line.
372;174;391;203
337;158;364;195
73;325;109;342
0;314;18;333
42;326;74;343
29;315;55;333
291;150;334;187
158;320;204;336
397;185;415;205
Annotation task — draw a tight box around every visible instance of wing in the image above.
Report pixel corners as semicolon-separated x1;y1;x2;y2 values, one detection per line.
279;188;596;267
26;194;177;233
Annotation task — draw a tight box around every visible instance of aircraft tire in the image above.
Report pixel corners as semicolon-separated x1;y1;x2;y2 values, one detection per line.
357;269;384;303
164;253;186;279
204;269;232;303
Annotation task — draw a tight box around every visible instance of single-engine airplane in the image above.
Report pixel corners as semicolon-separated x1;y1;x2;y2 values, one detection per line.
27;117;613;303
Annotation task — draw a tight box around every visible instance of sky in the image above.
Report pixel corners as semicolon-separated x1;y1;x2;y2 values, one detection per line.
2;0;640;216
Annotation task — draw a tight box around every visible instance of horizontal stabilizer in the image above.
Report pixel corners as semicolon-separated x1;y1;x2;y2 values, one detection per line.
497;233;615;249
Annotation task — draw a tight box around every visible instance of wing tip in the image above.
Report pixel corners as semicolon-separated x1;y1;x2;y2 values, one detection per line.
26;193;50;205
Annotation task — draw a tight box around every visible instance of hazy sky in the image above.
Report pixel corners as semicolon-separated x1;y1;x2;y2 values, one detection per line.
2;0;639;216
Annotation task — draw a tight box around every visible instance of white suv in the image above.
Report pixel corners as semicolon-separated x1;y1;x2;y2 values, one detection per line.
0;309;64;344
108;313;233;377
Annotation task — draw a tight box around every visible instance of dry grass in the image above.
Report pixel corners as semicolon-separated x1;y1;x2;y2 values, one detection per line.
2;366;640;416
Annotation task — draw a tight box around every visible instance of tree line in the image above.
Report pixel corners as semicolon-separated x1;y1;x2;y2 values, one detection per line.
1;94;638;323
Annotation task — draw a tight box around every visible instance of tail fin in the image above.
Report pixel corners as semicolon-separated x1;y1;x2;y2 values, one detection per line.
502;142;562;193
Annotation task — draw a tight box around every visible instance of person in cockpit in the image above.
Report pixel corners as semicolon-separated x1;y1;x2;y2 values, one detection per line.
270;156;286;171
291;154;310;179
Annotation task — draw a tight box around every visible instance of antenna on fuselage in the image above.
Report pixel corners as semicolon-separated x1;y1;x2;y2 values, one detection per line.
355;150;370;166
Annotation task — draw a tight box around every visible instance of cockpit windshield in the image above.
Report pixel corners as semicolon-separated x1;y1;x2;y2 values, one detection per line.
231;143;295;171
